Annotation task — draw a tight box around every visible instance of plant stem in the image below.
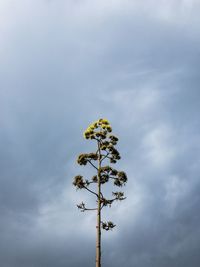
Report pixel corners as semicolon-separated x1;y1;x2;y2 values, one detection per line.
96;141;101;267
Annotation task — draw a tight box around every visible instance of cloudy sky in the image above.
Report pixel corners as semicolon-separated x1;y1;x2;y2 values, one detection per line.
0;0;200;266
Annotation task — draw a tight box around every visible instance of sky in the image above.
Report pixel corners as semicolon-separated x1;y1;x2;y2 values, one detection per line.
0;0;200;266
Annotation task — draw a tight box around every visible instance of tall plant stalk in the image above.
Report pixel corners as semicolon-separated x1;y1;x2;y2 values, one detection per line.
73;119;127;266
96;140;101;267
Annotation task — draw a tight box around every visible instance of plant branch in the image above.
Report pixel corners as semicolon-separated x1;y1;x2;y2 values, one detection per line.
77;202;97;212
100;152;110;162
83;185;98;197
84;208;97;211
87;160;98;171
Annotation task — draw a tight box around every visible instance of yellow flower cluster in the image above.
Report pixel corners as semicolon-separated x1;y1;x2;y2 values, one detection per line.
84;118;112;139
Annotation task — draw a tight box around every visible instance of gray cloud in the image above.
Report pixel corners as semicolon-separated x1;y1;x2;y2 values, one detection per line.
0;0;200;266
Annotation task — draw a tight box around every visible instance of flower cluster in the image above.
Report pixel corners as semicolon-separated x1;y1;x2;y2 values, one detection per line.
101;143;121;165
109;135;119;145
73;175;89;189
112;191;126;201
100;197;114;207
114;171;128;187
100;173;109;184
99;166;127;187
77;201;86;212
108;146;121;164
100;166;116;184
100;166;117;175
101;221;116;231
83;119;112;140
100;135;118;150
77;153;98;166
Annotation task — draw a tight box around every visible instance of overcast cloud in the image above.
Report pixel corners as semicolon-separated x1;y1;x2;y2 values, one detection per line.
0;0;200;266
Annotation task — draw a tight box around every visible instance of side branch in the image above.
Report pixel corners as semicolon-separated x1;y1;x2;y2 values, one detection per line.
100;152;110;162
77;202;97;212
83;185;98;197
84;207;97;211
87;160;98;171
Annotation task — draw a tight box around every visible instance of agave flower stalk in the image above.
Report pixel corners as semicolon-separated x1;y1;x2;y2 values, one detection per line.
73;119;127;267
